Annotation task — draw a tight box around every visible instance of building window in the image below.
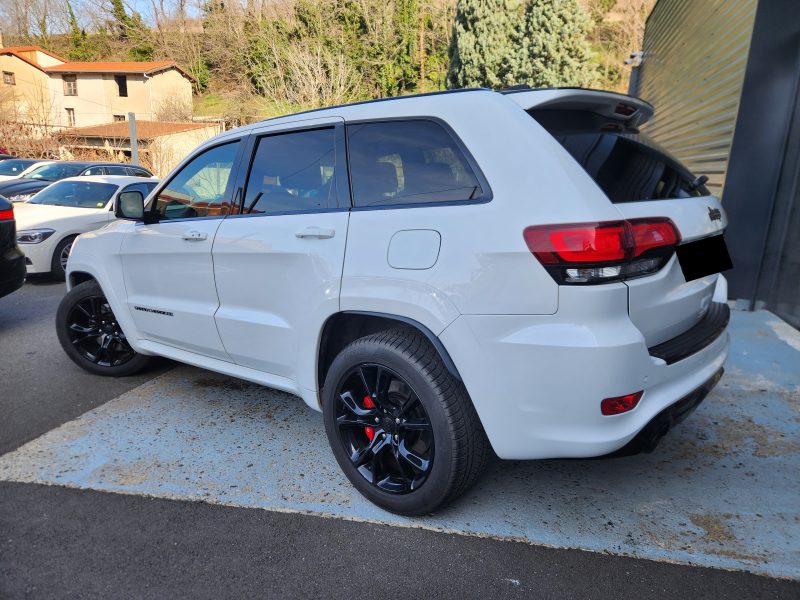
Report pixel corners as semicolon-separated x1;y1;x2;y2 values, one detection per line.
113;114;126;122
114;75;128;97
63;75;77;96
2;71;15;85
65;108;75;127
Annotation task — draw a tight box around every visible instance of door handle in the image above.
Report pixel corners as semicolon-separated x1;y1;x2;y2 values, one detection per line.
295;226;335;239
183;230;208;241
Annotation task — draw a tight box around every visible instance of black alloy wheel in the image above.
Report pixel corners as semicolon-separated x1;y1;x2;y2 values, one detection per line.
56;280;154;376
322;328;490;515
334;364;435;494
66;295;134;367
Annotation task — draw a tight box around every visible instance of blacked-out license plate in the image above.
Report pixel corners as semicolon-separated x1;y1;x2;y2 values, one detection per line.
676;235;733;282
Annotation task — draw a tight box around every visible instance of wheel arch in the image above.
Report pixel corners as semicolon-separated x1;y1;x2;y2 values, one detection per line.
317;311;462;396
67;270;97;290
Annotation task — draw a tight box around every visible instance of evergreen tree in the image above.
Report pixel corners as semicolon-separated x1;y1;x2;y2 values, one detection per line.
446;0;524;89
509;0;596;87
66;0;96;61
108;0;154;61
447;0;596;89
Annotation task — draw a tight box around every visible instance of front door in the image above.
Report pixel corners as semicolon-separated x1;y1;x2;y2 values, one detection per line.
121;140;243;360
212;121;350;388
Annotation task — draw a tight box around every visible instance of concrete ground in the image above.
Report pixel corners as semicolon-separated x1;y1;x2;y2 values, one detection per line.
1;280;798;598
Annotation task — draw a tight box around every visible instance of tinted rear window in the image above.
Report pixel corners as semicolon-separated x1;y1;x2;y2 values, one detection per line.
532;110;708;203
348;120;483;208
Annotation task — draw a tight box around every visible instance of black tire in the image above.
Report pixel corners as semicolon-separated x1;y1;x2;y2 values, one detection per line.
50;235;77;281
56;280;154;377
322;328;490;515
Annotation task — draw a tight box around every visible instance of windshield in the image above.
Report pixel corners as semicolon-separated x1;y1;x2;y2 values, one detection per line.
23;163;87;181
0;159;37;176
30;181;117;208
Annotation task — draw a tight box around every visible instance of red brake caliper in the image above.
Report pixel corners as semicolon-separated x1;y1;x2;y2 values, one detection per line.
363;396;376;442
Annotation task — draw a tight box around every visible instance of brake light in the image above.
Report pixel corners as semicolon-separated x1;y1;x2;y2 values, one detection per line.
601;391;643;415
0;207;13;221
523;218;680;284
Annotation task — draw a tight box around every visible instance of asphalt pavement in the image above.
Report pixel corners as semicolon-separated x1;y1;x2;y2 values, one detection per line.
1;279;797;599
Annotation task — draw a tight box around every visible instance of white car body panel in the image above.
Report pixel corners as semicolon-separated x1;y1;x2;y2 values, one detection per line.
65;89;730;459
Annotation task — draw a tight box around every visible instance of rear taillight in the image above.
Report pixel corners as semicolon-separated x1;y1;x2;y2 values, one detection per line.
0;207;13;221
601;391;643;416
523;218;680;285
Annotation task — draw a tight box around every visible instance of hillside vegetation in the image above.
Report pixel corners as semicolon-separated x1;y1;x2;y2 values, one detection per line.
2;0;655;122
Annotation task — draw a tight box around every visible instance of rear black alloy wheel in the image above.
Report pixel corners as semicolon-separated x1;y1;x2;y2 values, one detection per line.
334;364;434;494
66;295;134;367
323;328;490;515
56;280;154;377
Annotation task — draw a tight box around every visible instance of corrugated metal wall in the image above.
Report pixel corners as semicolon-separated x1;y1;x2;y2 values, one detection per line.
634;0;758;197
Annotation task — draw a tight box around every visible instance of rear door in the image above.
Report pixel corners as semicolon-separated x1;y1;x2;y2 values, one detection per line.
513;89;730;346
212;119;350;386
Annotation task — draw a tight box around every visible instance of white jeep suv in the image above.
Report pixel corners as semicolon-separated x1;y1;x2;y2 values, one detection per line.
57;88;732;515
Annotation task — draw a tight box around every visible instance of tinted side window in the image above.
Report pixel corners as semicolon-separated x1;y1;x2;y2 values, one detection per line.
154;141;239;220
243;128;337;214
105;165;129;175
81;166;105;176
128;167;151;177
347;120;482;208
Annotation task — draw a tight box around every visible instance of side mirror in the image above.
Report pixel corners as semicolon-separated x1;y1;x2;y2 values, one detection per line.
115;190;145;221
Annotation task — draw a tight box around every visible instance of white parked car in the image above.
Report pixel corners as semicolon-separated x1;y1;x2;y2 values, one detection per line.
16;175;159;280
56;88;732;515
0;159;51;182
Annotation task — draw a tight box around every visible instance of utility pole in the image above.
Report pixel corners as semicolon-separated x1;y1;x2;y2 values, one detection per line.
128;112;139;166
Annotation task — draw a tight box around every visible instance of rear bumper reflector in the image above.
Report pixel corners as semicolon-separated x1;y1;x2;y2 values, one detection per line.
605;367;724;457
648;302;730;365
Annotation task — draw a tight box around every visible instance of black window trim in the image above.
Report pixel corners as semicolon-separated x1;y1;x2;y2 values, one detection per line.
140;138;248;224
226;121;351;220
345;115;493;212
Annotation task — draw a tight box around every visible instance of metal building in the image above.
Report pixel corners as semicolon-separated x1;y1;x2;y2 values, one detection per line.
631;0;800;328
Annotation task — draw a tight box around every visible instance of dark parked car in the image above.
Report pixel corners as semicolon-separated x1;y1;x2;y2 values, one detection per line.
0;161;154;203
0;154;15;161
0;195;26;298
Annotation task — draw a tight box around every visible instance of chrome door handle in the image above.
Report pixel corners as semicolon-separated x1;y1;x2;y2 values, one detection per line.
183;230;208;241
295;226;335;239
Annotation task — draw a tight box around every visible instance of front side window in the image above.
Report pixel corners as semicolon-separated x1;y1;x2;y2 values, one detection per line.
243;128;338;215
153;141;239;220
30;181;117;209
63;75;77;96
105;165;129;175
347;120;483;208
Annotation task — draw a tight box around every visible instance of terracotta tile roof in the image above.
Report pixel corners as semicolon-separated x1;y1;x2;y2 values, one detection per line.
62;120;215;141
45;60;179;75
0;45;67;62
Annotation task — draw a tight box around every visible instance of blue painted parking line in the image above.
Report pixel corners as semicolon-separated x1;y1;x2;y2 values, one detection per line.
1;310;798;579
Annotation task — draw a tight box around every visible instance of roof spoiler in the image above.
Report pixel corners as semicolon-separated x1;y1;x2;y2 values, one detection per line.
502;87;654;128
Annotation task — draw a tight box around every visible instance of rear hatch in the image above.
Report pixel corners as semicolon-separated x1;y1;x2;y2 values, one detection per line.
509;88;730;347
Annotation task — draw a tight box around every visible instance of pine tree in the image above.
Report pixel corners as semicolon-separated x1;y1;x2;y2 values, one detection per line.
509;0;596;87
66;0;96;61
108;0;154;61
446;0;524;89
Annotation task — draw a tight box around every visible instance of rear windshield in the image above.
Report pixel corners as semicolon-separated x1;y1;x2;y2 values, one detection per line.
23;163;86;181
531;109;708;203
0;159;37;176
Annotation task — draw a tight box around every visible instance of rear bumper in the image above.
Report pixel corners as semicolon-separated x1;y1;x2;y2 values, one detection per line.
605;367;723;456
0;246;26;298
440;284;730;460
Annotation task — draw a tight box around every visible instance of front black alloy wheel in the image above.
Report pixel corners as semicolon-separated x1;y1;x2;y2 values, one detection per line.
323;328;490;515
334;364;434;494
56;281;154;377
